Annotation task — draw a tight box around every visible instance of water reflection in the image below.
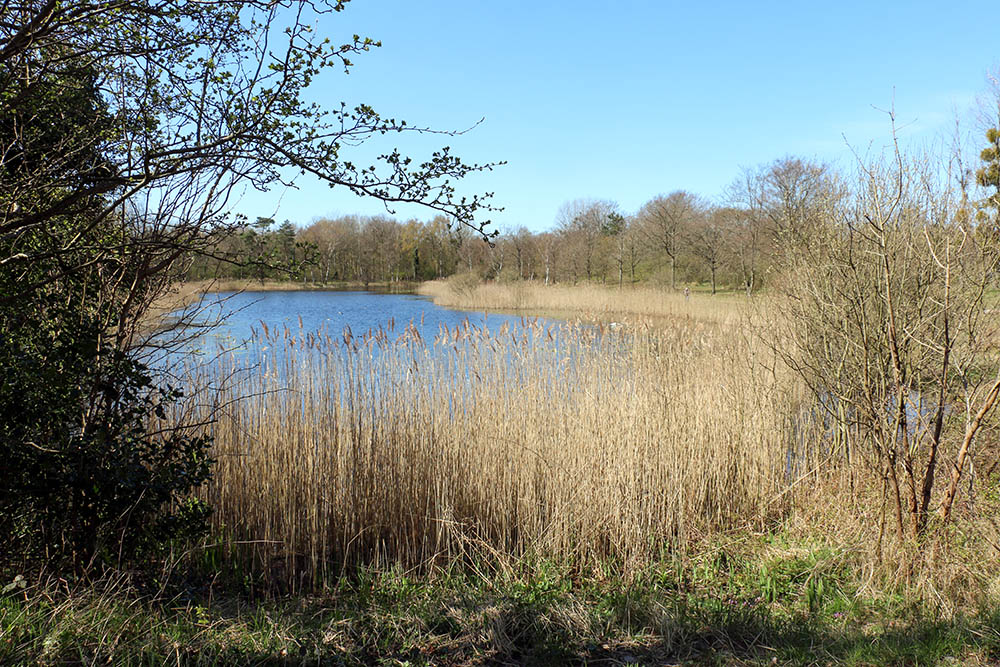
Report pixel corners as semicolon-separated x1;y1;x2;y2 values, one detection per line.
163;290;558;357
154;290;624;410
789;388;951;479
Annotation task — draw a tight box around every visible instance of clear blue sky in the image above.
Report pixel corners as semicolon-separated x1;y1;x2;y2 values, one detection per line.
236;0;1000;233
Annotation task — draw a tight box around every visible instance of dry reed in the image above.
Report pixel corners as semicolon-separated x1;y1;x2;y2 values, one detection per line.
178;296;802;588
417;279;744;326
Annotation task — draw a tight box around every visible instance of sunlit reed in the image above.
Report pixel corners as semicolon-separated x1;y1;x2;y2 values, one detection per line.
418;279;744;326
181;303;798;588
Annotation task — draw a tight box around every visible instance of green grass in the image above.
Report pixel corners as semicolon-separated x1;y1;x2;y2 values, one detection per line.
4;538;1000;665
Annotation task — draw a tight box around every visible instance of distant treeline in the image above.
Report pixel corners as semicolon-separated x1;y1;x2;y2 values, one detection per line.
181;155;972;293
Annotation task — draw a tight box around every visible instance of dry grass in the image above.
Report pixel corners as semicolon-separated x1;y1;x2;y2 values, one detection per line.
417;278;745;326
166;280;1000;606
177;290;804;589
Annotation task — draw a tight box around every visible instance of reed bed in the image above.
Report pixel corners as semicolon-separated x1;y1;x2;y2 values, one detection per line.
179;301;802;589
418;279;745;326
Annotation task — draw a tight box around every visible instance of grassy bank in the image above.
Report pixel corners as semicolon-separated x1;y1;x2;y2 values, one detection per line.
417;278;745;325
6;541;1000;665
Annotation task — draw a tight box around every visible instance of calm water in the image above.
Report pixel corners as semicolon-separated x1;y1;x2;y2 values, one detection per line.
155;289;561;364
151;289;625;414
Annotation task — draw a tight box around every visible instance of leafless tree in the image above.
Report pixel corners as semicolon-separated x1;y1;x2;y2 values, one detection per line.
770;128;1000;544
555;199;616;282
637;191;702;290
510;226;537;280
538;232;559;285
763;157;844;252
687;206;725;295
726;168;771;294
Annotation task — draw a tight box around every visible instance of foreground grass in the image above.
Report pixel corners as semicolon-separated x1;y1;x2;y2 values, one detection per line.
5;537;1000;666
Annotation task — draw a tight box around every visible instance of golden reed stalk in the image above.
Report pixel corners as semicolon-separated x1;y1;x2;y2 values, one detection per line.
180;295;798;588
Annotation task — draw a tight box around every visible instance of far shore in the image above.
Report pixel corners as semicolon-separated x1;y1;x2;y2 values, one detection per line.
144;277;747;333
142;278;419;332
196;277;421;294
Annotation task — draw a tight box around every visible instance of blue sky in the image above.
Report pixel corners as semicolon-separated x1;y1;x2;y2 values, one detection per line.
237;0;999;232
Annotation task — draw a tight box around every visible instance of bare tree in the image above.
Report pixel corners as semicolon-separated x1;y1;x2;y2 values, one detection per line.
488;230;508;279
726;168;771;294
298;216;359;282
538;231;559;285
622;217;645;285
687;206;726;295
771;130;1000;544
423;215;458;278
637;191;702;290
555;199;616;282
454;225;489;275
605;211;642;289
510;226;537;280
763;157;843;251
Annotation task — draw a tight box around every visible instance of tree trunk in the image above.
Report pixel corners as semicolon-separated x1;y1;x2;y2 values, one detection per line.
888;461;906;540
941;375;1000;522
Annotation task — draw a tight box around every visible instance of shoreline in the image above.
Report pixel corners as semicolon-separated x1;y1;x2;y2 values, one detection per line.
148;278;748;329
145;278;421;323
191;277;421;295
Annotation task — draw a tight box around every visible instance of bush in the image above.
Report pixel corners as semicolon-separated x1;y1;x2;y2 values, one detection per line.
0;287;214;571
0;47;215;573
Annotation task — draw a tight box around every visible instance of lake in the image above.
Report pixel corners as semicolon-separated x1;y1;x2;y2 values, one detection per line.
149;288;642;426
151;289;580;383
161;289;557;351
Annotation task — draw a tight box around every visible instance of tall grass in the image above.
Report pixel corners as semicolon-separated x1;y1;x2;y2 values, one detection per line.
418;279;743;325
179;297;803;589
